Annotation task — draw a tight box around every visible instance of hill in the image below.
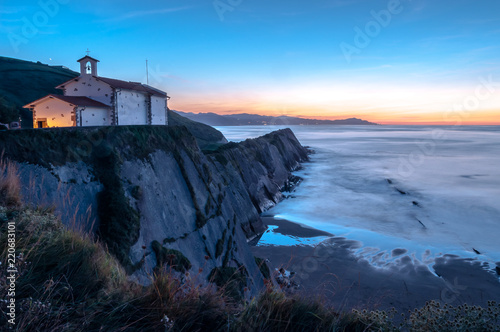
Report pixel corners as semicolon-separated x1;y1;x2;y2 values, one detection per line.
0;57;227;148
167;109;227;149
0;56;79;126
175;111;378;126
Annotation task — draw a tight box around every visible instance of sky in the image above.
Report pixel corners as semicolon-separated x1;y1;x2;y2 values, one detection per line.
1;0;499;124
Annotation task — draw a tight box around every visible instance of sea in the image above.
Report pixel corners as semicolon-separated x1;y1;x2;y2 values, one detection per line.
215;125;500;271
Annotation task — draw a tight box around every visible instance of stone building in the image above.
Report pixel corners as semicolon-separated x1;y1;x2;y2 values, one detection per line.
24;55;169;128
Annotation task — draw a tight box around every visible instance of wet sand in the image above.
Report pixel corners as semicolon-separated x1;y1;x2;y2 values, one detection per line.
251;217;500;313
262;217;333;238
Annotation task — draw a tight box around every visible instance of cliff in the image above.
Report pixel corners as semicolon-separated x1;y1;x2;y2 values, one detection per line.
0;125;308;295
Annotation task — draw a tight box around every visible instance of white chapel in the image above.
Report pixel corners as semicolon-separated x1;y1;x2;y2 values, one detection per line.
24;55;169;128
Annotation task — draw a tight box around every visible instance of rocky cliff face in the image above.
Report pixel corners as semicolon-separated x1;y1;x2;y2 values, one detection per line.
0;126;308;295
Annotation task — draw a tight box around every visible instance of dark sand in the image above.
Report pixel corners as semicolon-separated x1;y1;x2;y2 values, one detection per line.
251;217;500;313
262;217;333;238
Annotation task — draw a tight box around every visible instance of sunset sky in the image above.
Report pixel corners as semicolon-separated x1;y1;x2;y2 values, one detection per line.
1;0;499;124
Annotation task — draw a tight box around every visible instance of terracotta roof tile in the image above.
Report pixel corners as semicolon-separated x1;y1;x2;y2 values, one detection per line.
23;94;110;108
96;76;167;97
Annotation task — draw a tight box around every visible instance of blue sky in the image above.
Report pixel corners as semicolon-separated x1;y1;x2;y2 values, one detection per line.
1;0;499;123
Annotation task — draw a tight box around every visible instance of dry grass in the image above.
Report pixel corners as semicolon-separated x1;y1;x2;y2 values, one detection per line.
1;164;499;331
0;156;21;207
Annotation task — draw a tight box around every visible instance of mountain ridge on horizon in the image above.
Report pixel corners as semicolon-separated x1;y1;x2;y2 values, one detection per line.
174;110;379;126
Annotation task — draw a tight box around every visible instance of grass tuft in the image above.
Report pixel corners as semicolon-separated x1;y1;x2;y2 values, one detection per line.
0;157;21;207
151;240;192;273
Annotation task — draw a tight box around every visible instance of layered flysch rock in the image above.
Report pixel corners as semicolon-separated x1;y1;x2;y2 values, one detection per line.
0;126;308;296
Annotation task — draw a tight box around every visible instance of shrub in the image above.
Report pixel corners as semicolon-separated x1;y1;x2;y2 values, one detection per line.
208;267;247;300
254;257;271;280
151;240;191;273
403;300;500;331
215;238;224;258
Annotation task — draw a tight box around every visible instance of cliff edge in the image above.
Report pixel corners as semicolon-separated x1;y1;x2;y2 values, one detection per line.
0;125;308;296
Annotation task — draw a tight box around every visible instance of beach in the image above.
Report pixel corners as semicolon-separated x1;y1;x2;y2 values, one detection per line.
251;217;500;313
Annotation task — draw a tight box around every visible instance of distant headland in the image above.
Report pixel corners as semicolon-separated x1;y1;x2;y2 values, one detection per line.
175;111;379;126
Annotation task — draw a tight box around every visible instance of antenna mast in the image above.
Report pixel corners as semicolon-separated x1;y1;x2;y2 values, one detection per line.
146;59;149;85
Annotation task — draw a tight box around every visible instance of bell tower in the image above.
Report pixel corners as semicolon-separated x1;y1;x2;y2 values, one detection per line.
77;53;99;77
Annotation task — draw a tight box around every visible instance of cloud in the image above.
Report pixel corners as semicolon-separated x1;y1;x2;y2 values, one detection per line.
103;6;192;22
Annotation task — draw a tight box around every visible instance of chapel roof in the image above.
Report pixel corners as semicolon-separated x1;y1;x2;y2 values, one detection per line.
23;94;111;108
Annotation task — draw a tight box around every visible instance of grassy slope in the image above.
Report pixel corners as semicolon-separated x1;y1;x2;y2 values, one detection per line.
167;109;226;149
0;126;203;270
1;133;499;331
0;56;79;127
1;202;498;331
0;56;79;107
0;56;227;147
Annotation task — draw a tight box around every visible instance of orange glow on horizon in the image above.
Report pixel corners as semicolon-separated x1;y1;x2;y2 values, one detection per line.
168;83;500;126
170;99;500;126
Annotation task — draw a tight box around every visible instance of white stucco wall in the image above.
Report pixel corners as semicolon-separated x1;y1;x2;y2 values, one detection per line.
63;76;113;105
33;98;74;127
116;90;148;125
79;107;111;127
151;96;167;125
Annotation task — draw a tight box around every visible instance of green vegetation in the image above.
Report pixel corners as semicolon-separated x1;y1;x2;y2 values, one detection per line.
167;109;226;149
0;159;21;208
0;206;228;331
215;238;224;258
93;143;141;270
254;257;271;280
1;127;499;331
1;162;500;330
0;97;19;124
151;240;192;273
0;126;203;269
163;237;176;244
208;267;247;300
0;56;228;148
0;56;79;127
130;185;142;200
